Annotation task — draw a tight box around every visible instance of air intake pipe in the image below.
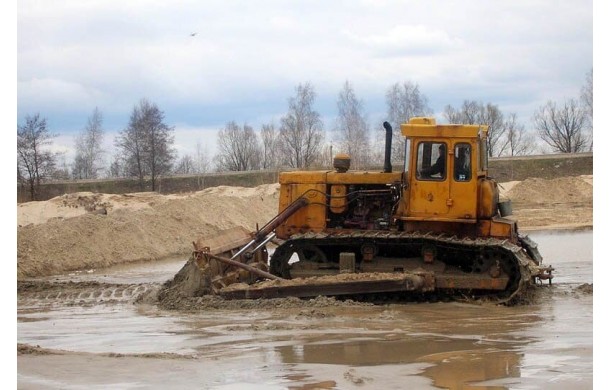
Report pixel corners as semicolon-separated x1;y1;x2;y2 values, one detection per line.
383;121;393;173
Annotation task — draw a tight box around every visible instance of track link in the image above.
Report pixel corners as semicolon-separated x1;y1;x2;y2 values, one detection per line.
270;230;541;304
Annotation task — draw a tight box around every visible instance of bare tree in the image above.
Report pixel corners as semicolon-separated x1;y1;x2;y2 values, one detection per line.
72;107;105;179
174;154;196;174
385;81;431;163
443;100;478;124
461;100;481;125
260;123;280;169
442;101;506;157
479;103;506;157
194;141;211;173
580;68;593;132
216;121;262;171
503;113;534;156
442;104;462;124
143;101;176;191
17;113;59;200
115;99;176;191
115;106;147;187
533;99;590;153
53;154;71;180
334;81;371;169
107;153;123;178
278;83;325;168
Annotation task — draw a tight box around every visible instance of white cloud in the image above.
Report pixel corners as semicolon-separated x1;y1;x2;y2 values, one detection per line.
18;78;106;111
16;0;593;162
173;125;219;158
343;25;463;57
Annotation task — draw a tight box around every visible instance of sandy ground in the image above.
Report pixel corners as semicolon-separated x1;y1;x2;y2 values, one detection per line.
17;176;593;280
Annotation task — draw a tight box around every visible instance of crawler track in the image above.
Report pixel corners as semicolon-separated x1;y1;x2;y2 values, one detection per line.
269;230;541;304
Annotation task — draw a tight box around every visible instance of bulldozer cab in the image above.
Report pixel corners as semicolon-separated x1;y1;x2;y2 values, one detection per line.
401;117;488;223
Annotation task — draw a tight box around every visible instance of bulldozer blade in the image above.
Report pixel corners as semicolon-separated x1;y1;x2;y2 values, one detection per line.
165;227;268;298
215;268;510;300
217;272;435;299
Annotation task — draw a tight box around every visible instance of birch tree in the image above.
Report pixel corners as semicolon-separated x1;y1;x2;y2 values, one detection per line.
385;81;431;163
260;123;280;169
278;83;324;168
72;107;105;179
334;81;370;169
503;113;534;156
442;101;507;157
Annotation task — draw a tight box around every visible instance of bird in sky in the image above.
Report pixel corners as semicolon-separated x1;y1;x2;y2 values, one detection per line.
190;32;197;37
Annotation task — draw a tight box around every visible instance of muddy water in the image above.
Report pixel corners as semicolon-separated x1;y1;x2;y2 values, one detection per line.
17;230;593;389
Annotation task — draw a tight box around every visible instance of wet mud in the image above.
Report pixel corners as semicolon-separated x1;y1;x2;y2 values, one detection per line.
17;230;593;389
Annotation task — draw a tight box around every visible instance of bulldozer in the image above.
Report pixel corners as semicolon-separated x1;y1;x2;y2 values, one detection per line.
168;117;553;304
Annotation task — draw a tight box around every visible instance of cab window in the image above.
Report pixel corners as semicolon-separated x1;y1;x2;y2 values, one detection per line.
416;142;446;181
454;143;472;182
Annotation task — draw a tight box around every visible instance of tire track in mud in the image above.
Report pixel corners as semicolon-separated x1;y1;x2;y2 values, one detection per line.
17;278;592;311
17;280;160;306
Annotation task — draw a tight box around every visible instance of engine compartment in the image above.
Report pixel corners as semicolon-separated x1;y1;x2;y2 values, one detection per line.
326;184;400;230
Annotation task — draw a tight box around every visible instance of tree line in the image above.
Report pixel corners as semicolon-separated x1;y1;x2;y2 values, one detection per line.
17;69;593;200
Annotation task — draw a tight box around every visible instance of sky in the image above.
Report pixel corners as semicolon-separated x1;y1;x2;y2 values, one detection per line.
14;0;596;166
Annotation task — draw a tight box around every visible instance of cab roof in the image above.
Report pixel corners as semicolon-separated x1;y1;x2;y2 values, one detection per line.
400;117;488;138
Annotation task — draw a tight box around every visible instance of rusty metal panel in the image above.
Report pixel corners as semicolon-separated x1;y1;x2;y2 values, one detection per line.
279;171;328;184
277;183;327;237
435;273;509;290
489;218;517;241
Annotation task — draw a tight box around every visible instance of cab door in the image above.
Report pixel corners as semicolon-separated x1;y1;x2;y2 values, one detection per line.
408;140;451;218
447;142;478;221
407;141;477;222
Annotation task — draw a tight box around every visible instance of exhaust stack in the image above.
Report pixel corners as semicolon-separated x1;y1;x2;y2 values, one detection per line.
383;121;393;173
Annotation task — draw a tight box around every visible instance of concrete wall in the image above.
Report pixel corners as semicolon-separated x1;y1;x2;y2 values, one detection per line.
17;153;592;203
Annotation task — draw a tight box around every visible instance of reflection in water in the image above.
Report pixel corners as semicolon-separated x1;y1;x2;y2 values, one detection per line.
268;302;549;389
277;336;518;367
422;350;522;390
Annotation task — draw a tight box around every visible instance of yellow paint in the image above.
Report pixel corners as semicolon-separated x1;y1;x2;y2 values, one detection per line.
275;117;511;240
401;118;485;223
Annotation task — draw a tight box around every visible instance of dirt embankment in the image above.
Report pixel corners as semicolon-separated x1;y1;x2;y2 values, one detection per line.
17;184;280;279
501;175;593;230
16;176;593;280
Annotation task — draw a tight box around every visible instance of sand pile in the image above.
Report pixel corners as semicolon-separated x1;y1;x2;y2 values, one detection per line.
17;184;280;279
502;175;593;230
506;175;593;205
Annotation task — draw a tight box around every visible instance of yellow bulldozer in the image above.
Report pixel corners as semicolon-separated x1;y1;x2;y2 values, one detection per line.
168;117;553;304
